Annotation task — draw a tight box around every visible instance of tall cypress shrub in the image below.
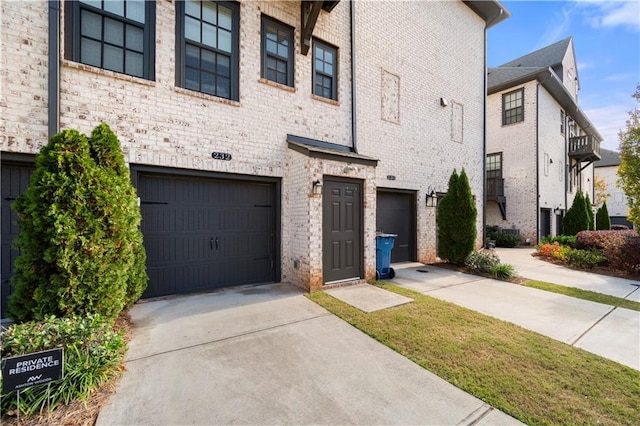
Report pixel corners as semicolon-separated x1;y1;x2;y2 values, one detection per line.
596;202;611;230
437;170;459;262
9;125;147;322
437;169;477;265
585;193;595;230
89;123;148;306
562;191;590;236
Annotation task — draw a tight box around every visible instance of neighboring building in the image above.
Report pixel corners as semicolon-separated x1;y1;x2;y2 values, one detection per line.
595;148;634;228
486;37;602;243
1;0;507;318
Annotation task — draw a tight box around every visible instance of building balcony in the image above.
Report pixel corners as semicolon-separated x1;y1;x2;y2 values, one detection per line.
568;135;601;162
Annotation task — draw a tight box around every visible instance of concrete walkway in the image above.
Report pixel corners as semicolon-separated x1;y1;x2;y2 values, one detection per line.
390;254;639;370
97;283;521;425
495;248;640;302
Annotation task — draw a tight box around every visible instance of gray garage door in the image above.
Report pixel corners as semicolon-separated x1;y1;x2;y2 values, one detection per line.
376;190;416;263
138;173;277;298
1;161;35;318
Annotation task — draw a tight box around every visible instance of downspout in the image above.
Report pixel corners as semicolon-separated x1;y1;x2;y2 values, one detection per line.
564;110;568;228
536;82;540;243
350;0;357;153
482;21;488;247
48;0;60;138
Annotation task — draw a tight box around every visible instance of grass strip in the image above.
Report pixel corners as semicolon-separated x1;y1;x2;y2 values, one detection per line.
521;280;640;312
308;284;640;426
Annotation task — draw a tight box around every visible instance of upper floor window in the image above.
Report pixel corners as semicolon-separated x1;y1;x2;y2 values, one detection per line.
502;88;524;125
560;110;565;134
65;0;155;80
261;16;294;87
313;40;338;101
176;1;240;101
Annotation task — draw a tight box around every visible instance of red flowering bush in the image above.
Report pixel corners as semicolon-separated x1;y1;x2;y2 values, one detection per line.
576;230;640;273
537;242;570;261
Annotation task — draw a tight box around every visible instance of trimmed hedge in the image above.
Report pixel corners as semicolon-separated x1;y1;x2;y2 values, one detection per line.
596;202;611;230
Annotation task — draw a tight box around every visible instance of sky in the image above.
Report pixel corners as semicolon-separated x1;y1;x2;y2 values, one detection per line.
487;0;640;151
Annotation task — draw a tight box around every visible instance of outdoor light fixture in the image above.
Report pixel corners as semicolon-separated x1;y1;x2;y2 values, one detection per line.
440;97;448;107
425;186;437;207
312;179;323;195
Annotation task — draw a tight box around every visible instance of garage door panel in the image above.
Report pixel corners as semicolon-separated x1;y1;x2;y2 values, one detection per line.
139;173;277;298
376;191;416;263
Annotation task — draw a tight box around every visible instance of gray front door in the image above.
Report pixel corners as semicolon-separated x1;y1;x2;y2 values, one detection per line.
541;208;552;239
138;173;277;298
1;161;35;318
323;178;362;284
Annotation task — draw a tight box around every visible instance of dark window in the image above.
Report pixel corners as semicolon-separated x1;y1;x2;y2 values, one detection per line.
486;153;502;178
560;110;565;134
313;40;338;100
65;0;155;80
502;88;524;125
176;1;240;101
261;16;294;87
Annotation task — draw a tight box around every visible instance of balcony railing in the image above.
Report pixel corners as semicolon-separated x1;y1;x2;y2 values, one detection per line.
486;177;505;200
568;135;601;162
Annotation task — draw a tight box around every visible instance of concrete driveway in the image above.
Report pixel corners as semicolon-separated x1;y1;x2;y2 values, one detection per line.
97;283;520;425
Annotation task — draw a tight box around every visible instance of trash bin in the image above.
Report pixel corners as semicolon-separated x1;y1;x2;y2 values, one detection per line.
376;233;397;280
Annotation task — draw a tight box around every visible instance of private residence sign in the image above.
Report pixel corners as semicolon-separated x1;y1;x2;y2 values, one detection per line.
2;348;64;393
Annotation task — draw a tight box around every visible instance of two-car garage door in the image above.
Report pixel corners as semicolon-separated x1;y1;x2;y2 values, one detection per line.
137;172;278;298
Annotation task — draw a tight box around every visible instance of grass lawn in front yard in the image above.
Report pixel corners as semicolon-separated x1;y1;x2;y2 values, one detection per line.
309;284;640;425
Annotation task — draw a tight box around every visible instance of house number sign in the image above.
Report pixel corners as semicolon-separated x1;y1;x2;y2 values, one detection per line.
212;151;232;161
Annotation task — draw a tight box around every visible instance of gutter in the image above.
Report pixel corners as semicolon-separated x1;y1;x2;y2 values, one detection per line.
350;0;357;153
48;0;60;138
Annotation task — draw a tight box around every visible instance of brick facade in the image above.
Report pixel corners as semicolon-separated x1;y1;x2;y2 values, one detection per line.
2;0;493;293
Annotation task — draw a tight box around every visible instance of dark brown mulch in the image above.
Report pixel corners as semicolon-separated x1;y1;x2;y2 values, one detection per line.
1;312;133;426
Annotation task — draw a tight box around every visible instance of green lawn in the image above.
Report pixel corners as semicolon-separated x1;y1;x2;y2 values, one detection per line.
309;284;640;425
520;280;640;312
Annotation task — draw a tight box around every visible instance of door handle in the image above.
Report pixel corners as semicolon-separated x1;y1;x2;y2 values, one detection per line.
210;237;219;250
215;237;219;250
210;238;214;250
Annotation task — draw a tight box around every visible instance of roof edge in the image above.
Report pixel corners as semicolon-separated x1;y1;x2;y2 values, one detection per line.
463;0;511;28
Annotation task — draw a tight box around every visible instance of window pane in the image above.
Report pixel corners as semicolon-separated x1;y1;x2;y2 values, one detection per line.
126;0;145;23
325;63;333;75
217;54;230;77
104;44;124;72
218;29;231;53
126;25;143;52
185;16;201;42
185;44;200;68
315;46;323;60
202;23;216;48
202;71;215;95
185;67;199;91
202;1;216;24
266;68;276;82
202;49;215;71
79;0;101;8
185;0;201;18
276;60;286;73
80;38;102;67
104;18;124;46
218;5;232;30
217;76;230;98
104;0;125;17
324;50;334;65
277;43;288;58
314;83;322;96
277;71;286;85
125;50;143;77
81;10;102;39
266;29;277;42
315;58;323;72
266;39;277;54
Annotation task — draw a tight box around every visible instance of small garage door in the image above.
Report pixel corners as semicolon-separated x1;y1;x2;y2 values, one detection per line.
138;173;278;298
376;190;416;263
1;161;35;318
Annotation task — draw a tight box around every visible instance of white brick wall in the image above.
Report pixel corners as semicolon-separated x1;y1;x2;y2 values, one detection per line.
596;166;629;218
354;1;486;261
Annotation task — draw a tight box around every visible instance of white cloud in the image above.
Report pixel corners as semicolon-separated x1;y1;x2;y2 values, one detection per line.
581;1;640;32
584;102;634;150
602;73;636;82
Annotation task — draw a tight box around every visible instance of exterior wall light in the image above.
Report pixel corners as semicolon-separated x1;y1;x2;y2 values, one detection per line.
312;179;323;195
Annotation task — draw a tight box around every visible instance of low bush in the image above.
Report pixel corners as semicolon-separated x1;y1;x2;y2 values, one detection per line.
574;230;640;273
492;263;516;280
611;224;629;230
537;242;570;261
540;235;576;248
486;226;521;248
1;315;126;417
465;250;500;273
566;249;607;269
